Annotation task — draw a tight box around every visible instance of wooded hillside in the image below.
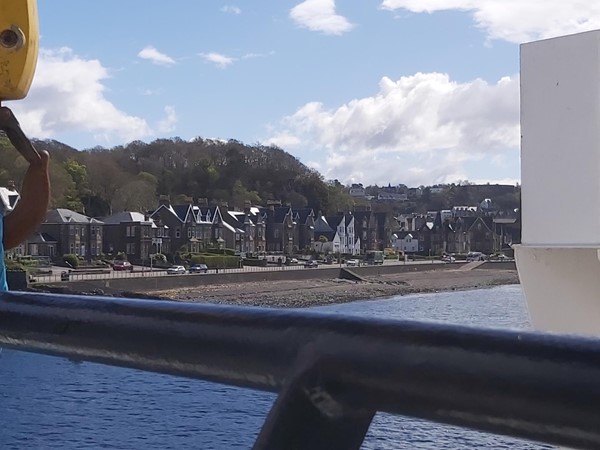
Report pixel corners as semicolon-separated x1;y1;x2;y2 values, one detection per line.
0;136;520;217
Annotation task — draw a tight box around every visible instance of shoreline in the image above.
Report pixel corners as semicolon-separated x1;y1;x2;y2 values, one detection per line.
154;267;521;308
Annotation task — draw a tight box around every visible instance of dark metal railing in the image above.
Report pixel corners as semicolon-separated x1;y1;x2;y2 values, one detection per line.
0;291;599;449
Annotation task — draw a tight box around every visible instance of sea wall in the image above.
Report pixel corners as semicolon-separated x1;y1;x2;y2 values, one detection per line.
37;262;493;295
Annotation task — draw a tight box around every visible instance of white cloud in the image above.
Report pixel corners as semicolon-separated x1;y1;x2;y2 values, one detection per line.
290;0;354;35
199;52;236;68
221;5;241;15
243;51;275;59
138;46;176;66
267;72;520;186
11;48;152;143
380;1;600;43
157;106;177;133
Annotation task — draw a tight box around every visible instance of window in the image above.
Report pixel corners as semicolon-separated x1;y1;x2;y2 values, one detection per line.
187;228;192;238
176;228;181;238
81;227;85;238
143;227;149;237
274;229;280;239
70;227;75;235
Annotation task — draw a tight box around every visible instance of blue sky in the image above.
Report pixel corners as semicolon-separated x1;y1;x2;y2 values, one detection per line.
11;1;600;187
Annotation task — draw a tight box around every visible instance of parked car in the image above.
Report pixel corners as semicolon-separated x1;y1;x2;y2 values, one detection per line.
189;264;208;273
346;259;360;266
113;260;133;271
441;255;456;263
166;265;186;275
304;260;319;268
466;252;487;262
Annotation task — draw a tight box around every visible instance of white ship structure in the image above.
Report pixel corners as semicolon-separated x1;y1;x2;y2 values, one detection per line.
515;29;600;335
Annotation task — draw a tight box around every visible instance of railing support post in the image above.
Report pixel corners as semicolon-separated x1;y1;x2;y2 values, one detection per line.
253;353;375;450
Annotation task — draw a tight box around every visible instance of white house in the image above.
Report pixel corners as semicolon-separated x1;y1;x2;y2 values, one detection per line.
392;232;419;253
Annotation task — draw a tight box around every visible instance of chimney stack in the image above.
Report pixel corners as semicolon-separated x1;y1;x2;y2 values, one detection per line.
159;195;170;207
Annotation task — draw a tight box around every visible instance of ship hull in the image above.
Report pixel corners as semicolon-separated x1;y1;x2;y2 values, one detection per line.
515;245;600;335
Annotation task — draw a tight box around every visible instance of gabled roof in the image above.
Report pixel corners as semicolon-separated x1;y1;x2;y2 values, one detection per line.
27;232;57;243
229;211;255;227
45;208;103;224
314;216;334;233
223;211;246;233
467;216;494;232
150;203;183;223
172;204;193;222
257;206;293;224
102;211;152;225
247;208;265;226
192;206;214;224
394;231;414;239
293;208;315;224
325;215;344;229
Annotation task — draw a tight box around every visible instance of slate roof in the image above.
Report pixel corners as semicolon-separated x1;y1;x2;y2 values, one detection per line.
45;208;103;224
27;232;58;243
313;216;334;234
172;204;192;222
191;206;214;224
324;215;344;230
223;211;245;233
293;208;314;224
101;211;152;224
257;206;292;224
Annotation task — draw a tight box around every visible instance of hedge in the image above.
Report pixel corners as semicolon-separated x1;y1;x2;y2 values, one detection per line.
242;258;268;267
189;254;240;269
63;254;79;268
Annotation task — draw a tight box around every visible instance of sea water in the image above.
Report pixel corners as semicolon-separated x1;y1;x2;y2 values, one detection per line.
0;285;554;449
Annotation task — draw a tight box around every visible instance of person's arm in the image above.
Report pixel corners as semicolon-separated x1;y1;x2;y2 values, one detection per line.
0;107;50;249
4;149;50;249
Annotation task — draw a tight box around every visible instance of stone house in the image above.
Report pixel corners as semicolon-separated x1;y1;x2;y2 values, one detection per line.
40;209;103;261
102;211;170;263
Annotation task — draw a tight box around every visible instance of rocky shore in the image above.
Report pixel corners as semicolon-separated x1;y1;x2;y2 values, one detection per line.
155;267;521;308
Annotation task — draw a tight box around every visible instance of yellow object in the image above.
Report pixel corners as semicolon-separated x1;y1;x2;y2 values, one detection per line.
0;0;38;100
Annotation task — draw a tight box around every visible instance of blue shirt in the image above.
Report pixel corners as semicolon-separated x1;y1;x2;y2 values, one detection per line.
0;216;7;291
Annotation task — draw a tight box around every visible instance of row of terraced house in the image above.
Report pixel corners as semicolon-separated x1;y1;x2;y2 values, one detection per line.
3;179;520;263
9;196;392;263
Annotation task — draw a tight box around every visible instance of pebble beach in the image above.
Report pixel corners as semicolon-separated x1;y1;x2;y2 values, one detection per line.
154;266;521;308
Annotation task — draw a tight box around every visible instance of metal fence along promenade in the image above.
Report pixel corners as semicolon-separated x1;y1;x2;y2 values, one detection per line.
29;263;316;283
0;291;598;449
